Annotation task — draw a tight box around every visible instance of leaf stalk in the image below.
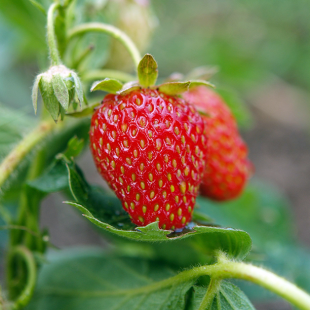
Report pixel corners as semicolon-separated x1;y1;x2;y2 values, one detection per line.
67;23;142;69
47;3;62;66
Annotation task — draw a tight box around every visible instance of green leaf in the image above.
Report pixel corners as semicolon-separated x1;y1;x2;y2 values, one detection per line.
27;137;85;193
137;54;158;87
52;73;69;110
31;74;42;114
189;281;255;310
61;156;251;258
90;78;123;94
158;81;190;95
27;161;68;193
0;104;35;160
25;249;195;310
62;136;85;158
66;102;100;118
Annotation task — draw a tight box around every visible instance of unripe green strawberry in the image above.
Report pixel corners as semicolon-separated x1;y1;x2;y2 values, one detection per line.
89;89;208;229
183;86;252;201
32;65;84;121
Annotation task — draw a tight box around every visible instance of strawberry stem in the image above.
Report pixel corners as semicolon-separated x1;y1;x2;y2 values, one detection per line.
67;22;142;69
97;253;310;310
47;3;62;66
7;246;37;310
0;120;56;190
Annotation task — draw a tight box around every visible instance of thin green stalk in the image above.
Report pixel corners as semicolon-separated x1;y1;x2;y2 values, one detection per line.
0;225;41;238
0;120;56;190
67;23;142;68
81;69;136;83
71;45;94;69
7;246;37;310
47;3;61;66
197;278;221;310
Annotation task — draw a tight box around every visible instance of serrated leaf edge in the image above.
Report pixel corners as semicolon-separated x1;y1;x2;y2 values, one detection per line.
64;199;251;250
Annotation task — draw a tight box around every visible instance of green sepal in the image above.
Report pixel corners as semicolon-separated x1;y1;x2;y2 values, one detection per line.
137;54;158;88
39;79;60;122
158;80;214;96
188;80;215;89
90;78;123;94
158;81;191;95
71;72;84;105
52;73;69;110
118;81;141;96
31;74;42;115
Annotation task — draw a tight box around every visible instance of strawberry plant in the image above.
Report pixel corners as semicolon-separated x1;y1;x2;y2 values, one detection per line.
0;1;310;310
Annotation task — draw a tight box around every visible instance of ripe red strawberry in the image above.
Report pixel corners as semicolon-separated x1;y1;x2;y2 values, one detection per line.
89;88;208;229
183;86;252;201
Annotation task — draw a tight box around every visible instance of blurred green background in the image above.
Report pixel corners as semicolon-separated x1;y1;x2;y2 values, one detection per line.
1;1;310;309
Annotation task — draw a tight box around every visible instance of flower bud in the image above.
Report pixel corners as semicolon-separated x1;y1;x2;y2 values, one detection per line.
32;65;84;121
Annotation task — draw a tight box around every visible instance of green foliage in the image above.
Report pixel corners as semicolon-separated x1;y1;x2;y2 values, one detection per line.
25;249;255;310
0;104;35;160
1;1;310;309
189;282;255;310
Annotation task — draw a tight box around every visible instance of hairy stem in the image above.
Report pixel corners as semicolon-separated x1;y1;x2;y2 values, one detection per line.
7;246;36;310
127;261;310;310
197;278;221;310
81;69;136;83
0;120;56;190
67;23;142;68
47;3;61;66
43;259;310;310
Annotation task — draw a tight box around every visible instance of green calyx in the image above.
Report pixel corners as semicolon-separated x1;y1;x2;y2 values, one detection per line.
32;65;84;122
90;53;215;97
